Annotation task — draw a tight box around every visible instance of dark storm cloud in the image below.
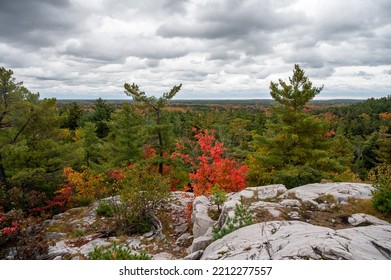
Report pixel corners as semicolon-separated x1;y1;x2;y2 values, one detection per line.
0;0;78;47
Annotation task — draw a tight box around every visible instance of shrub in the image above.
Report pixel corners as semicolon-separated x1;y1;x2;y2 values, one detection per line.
71;229;85;238
0;210;48;259
118;164;170;234
213;201;253;240
369;164;391;214
13;222;48;259
210;184;227;212
96;200;114;217
172;129;248;195
88;243;151;260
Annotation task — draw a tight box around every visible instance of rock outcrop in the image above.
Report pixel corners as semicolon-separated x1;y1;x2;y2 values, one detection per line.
23;182;390;260
200;221;391;260
188;182;391;260
283;182;374;204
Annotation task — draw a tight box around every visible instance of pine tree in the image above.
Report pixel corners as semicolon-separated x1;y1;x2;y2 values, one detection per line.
124;83;181;174
105;104;145;167
85;98;114;138
248;65;355;188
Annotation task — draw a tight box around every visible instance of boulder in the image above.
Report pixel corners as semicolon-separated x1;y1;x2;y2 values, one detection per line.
252;184;287;200
192;196;214;239
280;199;302;207
201;221;391;260
183;250;203;260
348;213;390;226
189;235;214;253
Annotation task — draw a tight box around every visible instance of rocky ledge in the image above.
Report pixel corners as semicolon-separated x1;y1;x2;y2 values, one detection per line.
21;182;390;260
201;221;391;260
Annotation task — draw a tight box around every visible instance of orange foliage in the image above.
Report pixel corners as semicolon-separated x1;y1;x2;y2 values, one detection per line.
325;129;336;138
379;112;391;121
60;167;126;206
173;129;248;196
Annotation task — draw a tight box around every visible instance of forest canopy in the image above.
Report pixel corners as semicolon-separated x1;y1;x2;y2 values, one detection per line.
1;65;390;258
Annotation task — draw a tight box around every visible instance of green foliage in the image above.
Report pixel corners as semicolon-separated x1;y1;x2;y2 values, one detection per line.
213;201;253;240
96;200;114;217
248;65;355;188
326;96;391;179
71;229;85;238
376;125;391;164
329;96;391;137
124;82;182;174
75;122;104;168
88;243;151;260
369;164;391;214
59;102;84;130
84;98;115;138
210;184;227;212
118;164;170;233
270;64;323;110
0;67;83;208
106;104;145;167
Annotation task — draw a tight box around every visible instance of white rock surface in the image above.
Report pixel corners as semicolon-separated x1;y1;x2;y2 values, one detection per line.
201;221;391;260
228;184;286;200
189;235;214;253
192;196;214;239
153;252;174;260
251;184;287;200
348;213;390;226
283;183;374;203
280;199;302;207
183;250;203;260
47;235;115;259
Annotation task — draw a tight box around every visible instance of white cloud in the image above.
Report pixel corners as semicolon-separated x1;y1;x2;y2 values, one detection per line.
0;0;390;99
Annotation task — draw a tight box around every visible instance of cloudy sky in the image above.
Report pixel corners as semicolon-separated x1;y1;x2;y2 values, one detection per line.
1;0;390;99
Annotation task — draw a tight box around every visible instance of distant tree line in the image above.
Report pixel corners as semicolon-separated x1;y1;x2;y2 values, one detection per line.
1;65;390;258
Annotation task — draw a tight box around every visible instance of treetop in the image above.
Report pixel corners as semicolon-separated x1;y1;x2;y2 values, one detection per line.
269;64;323;110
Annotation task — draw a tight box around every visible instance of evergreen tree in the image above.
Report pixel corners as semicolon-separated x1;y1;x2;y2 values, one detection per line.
74;122;103;168
85;98;114;138
105;104;145;167
248;65;354;188
269;64;323;110
0;67;82;212
59;102;84;130
124;83;181;174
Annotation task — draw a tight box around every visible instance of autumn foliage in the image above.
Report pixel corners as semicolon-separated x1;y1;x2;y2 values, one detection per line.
173;129;248;196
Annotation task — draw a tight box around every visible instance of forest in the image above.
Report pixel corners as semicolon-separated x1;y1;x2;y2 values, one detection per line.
0;64;390;259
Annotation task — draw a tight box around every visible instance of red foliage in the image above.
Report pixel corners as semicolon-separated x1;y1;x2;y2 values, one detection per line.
106;169;125;181
173;129;248;196
30;186;72;215
325;129;336;138
0;210;22;245
143;144;157;159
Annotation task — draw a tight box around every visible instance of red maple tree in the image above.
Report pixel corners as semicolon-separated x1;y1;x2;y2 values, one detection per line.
173;129;248;196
